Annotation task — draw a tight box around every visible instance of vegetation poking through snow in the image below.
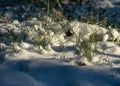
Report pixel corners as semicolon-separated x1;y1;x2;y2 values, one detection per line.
0;0;120;66
75;30;98;61
1;1;120;86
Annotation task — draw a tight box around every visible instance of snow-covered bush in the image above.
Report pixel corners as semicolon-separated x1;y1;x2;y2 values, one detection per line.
75;30;98;61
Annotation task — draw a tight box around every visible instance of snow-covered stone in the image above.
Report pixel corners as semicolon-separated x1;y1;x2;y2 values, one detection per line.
75;56;93;66
102;34;109;42
0;43;6;50
32;17;38;21
108;27;120;41
13;20;20;25
34;25;39;31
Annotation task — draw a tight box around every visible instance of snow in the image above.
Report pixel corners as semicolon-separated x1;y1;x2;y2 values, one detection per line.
0;59;120;86
0;0;120;86
1;31;120;85
0;70;46;86
1;38;120;86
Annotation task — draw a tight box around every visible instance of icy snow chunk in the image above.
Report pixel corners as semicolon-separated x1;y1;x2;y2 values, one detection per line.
0;28;6;34
19;42;33;49
32;17;38;21
108;26;120;41
34;25;39;31
0;43;6;50
103;34;109;42
13;20;20;25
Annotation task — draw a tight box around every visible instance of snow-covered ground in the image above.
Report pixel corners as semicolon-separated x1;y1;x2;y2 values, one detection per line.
0;59;120;86
0;20;120;86
0;0;120;86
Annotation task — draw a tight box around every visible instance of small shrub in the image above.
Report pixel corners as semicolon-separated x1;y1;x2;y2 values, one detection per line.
35;31;51;50
75;30;98;61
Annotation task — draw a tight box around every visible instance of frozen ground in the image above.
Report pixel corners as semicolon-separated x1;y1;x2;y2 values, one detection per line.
0;0;120;86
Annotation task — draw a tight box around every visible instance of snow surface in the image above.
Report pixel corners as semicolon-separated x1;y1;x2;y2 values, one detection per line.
0;0;120;86
0;59;120;86
1;25;120;86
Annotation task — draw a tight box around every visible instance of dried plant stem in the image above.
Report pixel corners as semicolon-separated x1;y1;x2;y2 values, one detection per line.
47;0;50;15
